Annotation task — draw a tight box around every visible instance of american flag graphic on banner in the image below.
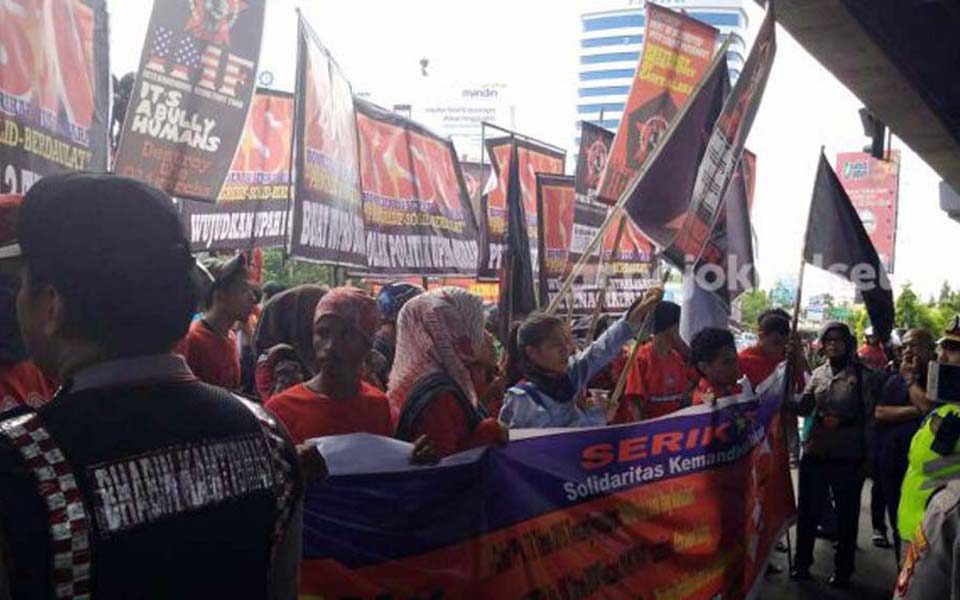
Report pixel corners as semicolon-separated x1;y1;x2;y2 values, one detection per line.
146;26;174;72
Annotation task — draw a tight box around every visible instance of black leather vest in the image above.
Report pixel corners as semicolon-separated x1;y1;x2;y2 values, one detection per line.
0;380;301;599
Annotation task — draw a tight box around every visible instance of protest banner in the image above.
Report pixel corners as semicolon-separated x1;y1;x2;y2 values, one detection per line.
0;0;109;194
113;0;265;202
834;150;901;273
600;217;657;312
595;4;719;206
289;16;366;268
575;121;614;198
181;89;293;251
355;99;479;277
536;174;576;308
300;367;796;599
481;136;565;279
660;10;776;269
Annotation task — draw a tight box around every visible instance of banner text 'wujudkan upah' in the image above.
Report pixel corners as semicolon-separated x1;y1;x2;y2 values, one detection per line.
114;0;266;202
356;99;479;277
481;137;564;279
182;89;293;251
300;367;796;600
0;0;109;194
595;4;718;206
290;17;366;268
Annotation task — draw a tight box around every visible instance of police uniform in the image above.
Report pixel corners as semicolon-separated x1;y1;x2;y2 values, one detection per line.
894;480;960;599
0;355;302;599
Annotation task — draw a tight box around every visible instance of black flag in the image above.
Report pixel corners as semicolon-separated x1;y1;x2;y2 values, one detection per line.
499;141;537;339
804;152;895;341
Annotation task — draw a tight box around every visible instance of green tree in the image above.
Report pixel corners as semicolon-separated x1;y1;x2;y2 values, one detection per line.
259;247;336;288
739;289;772;331
896;283;942;334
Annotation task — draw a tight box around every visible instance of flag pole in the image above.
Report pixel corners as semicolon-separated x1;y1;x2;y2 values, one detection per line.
587;211;627;343
546;38;731;316
779;146;824;573
284;8;305;265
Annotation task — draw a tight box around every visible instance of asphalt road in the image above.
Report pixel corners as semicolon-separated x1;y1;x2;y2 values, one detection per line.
758;476;900;600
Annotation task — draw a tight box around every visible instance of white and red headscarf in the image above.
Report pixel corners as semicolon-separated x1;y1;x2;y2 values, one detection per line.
387;287;486;420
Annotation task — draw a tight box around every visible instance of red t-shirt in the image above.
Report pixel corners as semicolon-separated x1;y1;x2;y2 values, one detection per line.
265;381;392;445
691;379;742;406
179;320;241;391
0;361;55;414
616;342;695;422
738;345;806;391
858;343;887;371
405;391;502;458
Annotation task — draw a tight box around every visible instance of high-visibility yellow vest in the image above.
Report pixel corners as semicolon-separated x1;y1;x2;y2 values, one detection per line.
899;404;960;541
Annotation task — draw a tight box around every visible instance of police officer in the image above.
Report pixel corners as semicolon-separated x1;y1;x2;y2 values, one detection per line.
791;322;871;588
897;318;960;554
0;174;303;598
893;480;960;599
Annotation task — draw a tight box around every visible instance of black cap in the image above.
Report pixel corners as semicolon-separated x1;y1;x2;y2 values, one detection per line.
653;301;681;334
18;173;196;355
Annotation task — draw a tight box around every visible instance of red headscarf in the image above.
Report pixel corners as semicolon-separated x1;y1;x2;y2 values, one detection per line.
313;286;380;341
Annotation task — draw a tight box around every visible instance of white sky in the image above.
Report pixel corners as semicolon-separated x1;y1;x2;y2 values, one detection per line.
108;0;960;301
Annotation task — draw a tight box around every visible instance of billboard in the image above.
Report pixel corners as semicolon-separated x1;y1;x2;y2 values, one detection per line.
835;150;901;273
413;82;511;162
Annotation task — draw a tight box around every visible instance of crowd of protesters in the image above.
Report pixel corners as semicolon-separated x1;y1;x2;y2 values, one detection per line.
0;175;956;598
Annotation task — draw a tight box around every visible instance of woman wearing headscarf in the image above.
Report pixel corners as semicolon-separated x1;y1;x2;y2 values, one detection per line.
253;284;327;399
374;282;425;375
791;322;871;588
390;287;507;458
265;287;391;445
499;288;662;429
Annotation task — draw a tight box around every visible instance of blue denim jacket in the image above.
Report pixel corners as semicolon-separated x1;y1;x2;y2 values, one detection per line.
499;317;637;428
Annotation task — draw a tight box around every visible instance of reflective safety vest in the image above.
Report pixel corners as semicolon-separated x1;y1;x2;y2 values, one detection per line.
899;404;960;541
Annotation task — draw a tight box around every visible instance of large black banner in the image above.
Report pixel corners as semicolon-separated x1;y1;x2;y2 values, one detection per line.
114;0;266;202
289;17;366;268
355;99;479;277
0;0;110;194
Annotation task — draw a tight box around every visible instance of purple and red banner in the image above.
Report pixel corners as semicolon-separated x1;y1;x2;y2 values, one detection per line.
355;99;479;277
481;137;565;278
595;4;719;206
575;121;614;198
835;151;900;273
289;17;366;268
181;88;293;251
300;368;796;599
0;0;110;194
114;0;265;202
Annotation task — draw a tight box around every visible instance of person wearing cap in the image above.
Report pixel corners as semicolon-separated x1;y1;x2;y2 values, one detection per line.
0;173;302;598
872;328;937;563
938;316;960;366
0;194;54;414
616;300;696;422
860;326;890;371
179;253;257;391
372;282;425;383
265;287;393;445
791;322;871;588
897;317;960;556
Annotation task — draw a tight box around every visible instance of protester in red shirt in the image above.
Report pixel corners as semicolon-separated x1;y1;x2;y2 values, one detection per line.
858;327;889;371
253;284;328;395
616;301;696;422
0;194;54;413
255;344;306;404
266;287;391;444
691;328;743;405
739;308;809;389
390;287;507;458
179;254;257;391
